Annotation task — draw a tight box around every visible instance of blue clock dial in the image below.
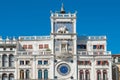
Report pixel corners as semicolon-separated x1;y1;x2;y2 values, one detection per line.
57;63;70;76
60;66;68;74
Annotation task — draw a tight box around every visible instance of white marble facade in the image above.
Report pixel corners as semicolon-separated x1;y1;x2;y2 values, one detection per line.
0;4;112;80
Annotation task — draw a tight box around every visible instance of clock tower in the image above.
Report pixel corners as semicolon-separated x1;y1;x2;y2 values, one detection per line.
50;4;77;80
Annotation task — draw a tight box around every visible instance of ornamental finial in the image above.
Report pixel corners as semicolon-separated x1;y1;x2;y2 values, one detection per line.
60;3;65;14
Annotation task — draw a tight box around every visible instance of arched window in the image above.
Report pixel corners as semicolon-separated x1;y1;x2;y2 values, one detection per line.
20;70;24;79
9;54;14;67
2;54;7;67
103;70;107;80
85;70;90;80
97;70;101;80
26;70;29;79
44;69;48;80
9;73;14;80
2;73;7;80
79;70;84;80
38;69;42;80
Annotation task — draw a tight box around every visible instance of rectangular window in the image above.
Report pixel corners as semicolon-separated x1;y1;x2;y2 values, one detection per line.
100;45;104;49
23;45;27;49
38;60;42;65
106;61;108;65
28;45;33;49
102;61;108;65
102;61;105;65
44;60;48;65
85;61;88;65
93;45;97;49
10;48;13;50
88;61;91;65
84;61;91;65
20;61;24;65
3;48;6;51
39;44;43;49
77;61;80;65
97;61;101;65
93;45;104;50
118;57;120;62
44;44;49;48
77;45;86;49
26;61;30;65
78;61;84;65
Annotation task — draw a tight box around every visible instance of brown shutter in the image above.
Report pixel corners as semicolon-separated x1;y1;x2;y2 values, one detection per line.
28;45;32;49
23;45;27;49
44;44;49;48
39;44;43;49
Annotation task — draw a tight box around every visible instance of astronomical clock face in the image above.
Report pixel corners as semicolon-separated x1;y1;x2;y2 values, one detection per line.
57;63;71;76
55;62;76;79
54;22;73;33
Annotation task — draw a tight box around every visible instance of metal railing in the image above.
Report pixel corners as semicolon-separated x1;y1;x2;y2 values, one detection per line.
78;36;106;41
77;51;111;55
51;13;76;18
17;50;52;55
19;36;50;41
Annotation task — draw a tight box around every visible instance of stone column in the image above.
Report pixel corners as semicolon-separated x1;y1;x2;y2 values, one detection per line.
0;73;2;80
73;17;76;33
42;69;44;79
7;54;9;67
14;58;18;79
32;56;36;79
108;59;112;80
24;69;26;79
91;58;95;80
83;69;85;80
101;70;103;80
115;66;119;80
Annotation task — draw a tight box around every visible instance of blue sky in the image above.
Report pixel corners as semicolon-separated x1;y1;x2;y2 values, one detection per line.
0;0;120;54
